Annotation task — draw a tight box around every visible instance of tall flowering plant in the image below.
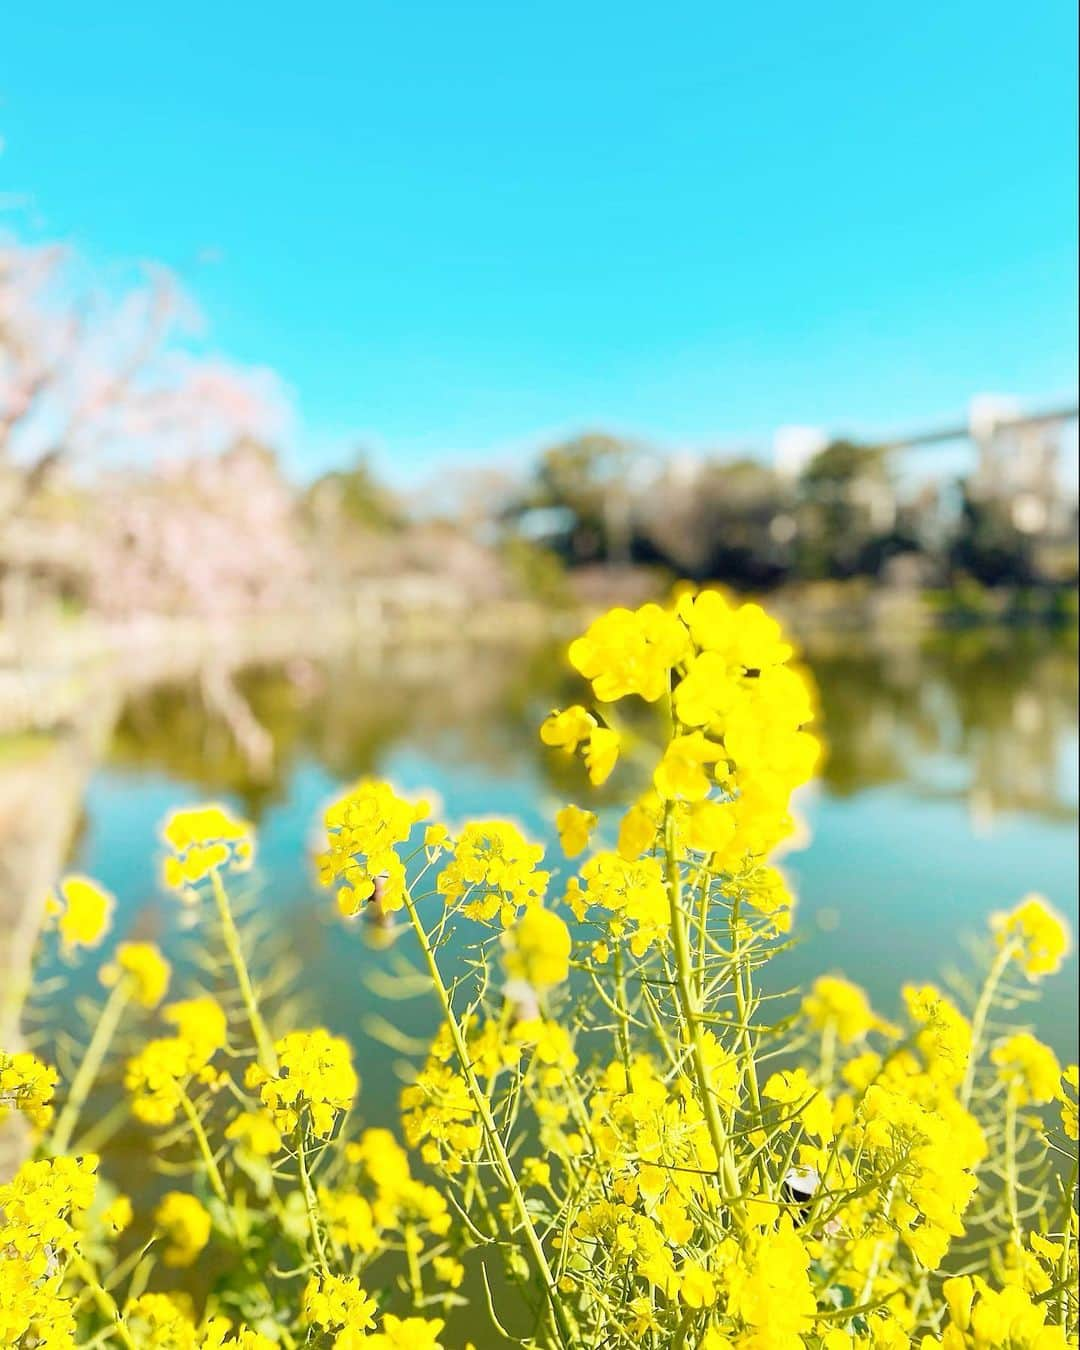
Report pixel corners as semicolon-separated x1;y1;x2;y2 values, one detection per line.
2;592;1077;1348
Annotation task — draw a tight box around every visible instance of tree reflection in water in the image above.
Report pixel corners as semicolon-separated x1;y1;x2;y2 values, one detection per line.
109;628;1078;828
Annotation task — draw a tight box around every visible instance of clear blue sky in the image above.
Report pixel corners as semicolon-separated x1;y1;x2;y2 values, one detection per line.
2;1;1077;482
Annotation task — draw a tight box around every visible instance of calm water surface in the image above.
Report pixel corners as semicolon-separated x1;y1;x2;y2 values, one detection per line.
65;626;1078;1090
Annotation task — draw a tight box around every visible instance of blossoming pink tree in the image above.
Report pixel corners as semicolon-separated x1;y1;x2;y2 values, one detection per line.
1;239;305;623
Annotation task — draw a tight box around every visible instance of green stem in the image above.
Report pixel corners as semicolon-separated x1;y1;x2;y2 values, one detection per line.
178;1087;229;1209
296;1119;332;1276
1004;1084;1022;1252
858;1175;898;1306
729;892;763;1127
1058;1175;1075;1333
405;1222;424;1303
68;1251;137;1349
611;943;633;1076
401;886;576;1349
960;941;1014;1110
210;869;278;1073
50;980;131;1156
663;806;743;1220
694;862;711;1000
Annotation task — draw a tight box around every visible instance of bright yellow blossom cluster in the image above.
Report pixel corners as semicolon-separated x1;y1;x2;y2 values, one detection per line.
46;874;115;952
0;1049;58;1130
100;939;172;1008
155;1190;213;1267
803;974;888;1044
0;1153;97;1345
161;803;255;892
436;819;549;922
504;906;572;990
318;779;429;917
992;893;1071;979
246;1027;358;1136
124;995;228;1125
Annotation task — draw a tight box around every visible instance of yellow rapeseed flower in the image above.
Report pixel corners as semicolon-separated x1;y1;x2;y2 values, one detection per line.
568;603;689;703
437;820;548;923
504;907;572;990
154;1191;212;1267
991;1033;1061;1106
301;1273;377;1336
161;802;254;892
318;779;428;917
47;875;115;952
539;704;596;752
991;894;1071;980
100;1194;133;1234
100;941;172;1008
555;803;597;858
247;1028;358;1137
225;1109;283;1158
163;995;228;1058
0;1049;58;1129
653;731;725;802
584;726;621;785
367;1314;447;1349
803;975;880;1045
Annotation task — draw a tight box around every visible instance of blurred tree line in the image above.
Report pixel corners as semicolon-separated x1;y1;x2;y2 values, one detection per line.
492;430;1078;592
2;239;1076;629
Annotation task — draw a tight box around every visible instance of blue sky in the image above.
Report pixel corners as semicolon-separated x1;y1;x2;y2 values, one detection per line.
2;1;1077;482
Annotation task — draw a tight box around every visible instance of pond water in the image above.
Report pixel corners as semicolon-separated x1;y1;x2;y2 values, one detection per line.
61;623;1078;1112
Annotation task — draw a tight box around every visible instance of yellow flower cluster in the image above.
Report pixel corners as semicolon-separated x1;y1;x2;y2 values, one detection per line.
0;1049;58;1129
401;1049;482;1173
161;803;255;892
545;591;820;884
936;1275;1071;1348
101;940;172;1008
568;851;669;954
46;874;115;952
302;1275;447;1349
225;1108;282;1158
318;779;429;917
11;596;1076;1350
991;1032;1061;1106
246;1027;358;1136
301;1272;377;1340
0;1153;97;1346
803;974;886;1045
503;906;572;990
540;704;621;785
569;601;690;702
123;1296;276;1348
345;1126;452;1236
125;994;228;1125
991;893;1071;979
436;819;549;922
155;1190;212;1267
555;802;597;857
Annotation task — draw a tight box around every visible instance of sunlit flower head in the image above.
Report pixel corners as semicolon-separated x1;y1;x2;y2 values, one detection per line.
991;893;1071;980
247;1028;358;1137
0;1049;58;1130
47;875;115;952
100;941;172;1008
160;802;255;895
555;803;597;858
504;906;572;991
154;1190;212;1267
